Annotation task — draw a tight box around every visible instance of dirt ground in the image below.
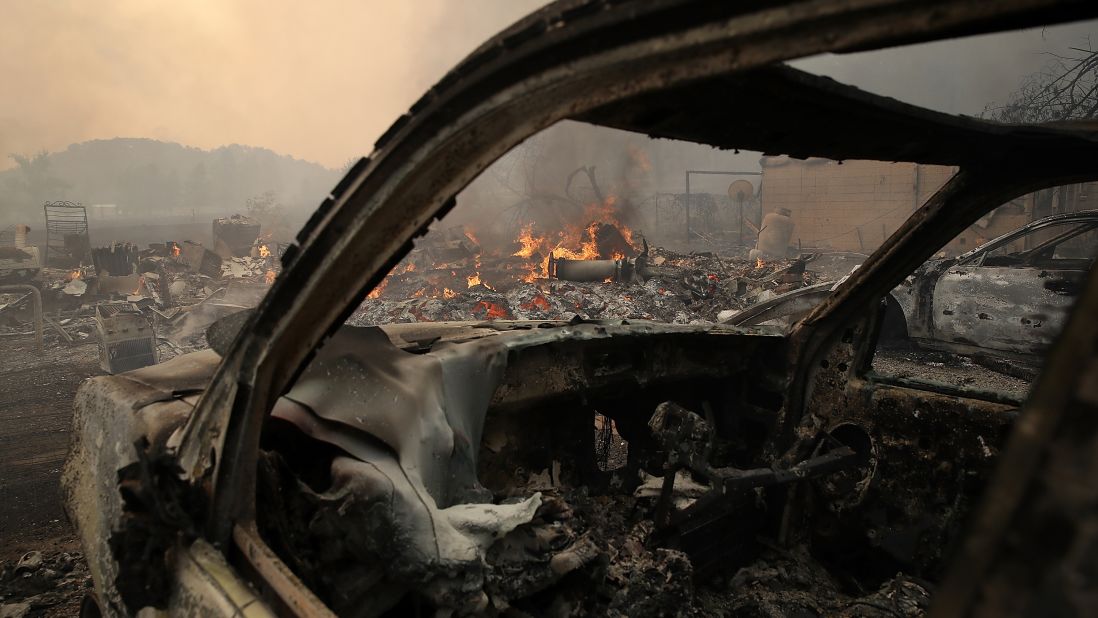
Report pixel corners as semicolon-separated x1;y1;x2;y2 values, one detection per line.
0;338;100;616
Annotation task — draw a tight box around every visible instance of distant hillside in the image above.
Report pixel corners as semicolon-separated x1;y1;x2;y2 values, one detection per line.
0;138;341;225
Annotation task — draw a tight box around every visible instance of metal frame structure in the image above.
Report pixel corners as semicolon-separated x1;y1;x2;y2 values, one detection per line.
43;201;89;267
683;170;762;243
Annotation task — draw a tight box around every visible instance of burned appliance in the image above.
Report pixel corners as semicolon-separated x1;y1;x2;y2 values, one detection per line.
95;302;158;374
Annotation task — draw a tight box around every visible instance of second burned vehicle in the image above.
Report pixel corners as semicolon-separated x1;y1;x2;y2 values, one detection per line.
731;211;1098;366
890;210;1098;362
61;1;1098;617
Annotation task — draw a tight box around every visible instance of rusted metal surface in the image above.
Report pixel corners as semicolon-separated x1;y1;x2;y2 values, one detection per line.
230;524;333;618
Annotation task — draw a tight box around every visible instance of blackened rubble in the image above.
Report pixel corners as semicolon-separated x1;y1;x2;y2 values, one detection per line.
0;216;281;367
0;550;91;617
239;317;932;616
352;243;860;325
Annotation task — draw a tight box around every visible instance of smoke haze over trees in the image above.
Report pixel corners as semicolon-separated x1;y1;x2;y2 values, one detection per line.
0;138;338;226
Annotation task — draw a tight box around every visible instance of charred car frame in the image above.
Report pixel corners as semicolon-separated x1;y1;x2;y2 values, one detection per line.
62;1;1098;616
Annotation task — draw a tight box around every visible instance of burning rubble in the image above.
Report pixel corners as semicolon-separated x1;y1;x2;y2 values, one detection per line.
353;197;838;326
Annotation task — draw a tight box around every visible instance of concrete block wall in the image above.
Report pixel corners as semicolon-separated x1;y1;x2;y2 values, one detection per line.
761;156;957;253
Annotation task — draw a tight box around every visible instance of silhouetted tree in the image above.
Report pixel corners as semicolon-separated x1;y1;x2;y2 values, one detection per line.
983;44;1098;123
6;151;69;218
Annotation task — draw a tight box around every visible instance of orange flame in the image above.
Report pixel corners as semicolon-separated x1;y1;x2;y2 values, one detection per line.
512;223;545;258
755;258;766;269
265;270;276;285
443;287;457;299
171;245;181;257
467;273;481;288
474;300;509;319
520;294;551;311
258;244;271;258
367;278;389;299
69;270;82;281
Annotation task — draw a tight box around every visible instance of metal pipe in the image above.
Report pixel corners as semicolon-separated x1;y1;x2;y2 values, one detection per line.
550;257;620;282
0;284;43;352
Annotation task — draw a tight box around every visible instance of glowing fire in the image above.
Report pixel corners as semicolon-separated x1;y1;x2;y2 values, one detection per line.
755;258;766;269
512;223;545;259
520;294;551;311
69;270;82;281
258;244;271;258
473;300;509;320
367;277;389;299
363;189;639;302
265;270;276;285
171;245;181;257
133;276;145;296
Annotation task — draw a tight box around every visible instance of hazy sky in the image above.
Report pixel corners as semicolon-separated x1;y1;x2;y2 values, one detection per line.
0;0;544;169
1;2;1093;171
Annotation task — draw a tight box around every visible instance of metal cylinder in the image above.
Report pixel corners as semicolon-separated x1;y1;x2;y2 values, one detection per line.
550;257;620;282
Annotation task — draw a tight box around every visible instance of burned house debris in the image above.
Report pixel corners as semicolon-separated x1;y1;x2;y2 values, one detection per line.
0;212;282;379
33;1;1098;618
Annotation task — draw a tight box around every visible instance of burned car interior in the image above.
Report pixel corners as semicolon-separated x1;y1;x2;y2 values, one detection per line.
57;1;1098;617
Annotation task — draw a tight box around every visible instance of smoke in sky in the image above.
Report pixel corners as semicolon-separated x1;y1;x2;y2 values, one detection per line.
794;20;1097;117
0;0;544;169
0;2;1093;171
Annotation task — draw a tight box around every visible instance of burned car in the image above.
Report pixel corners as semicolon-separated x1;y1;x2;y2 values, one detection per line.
891;210;1098;362
62;1;1098;617
731;211;1098;366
